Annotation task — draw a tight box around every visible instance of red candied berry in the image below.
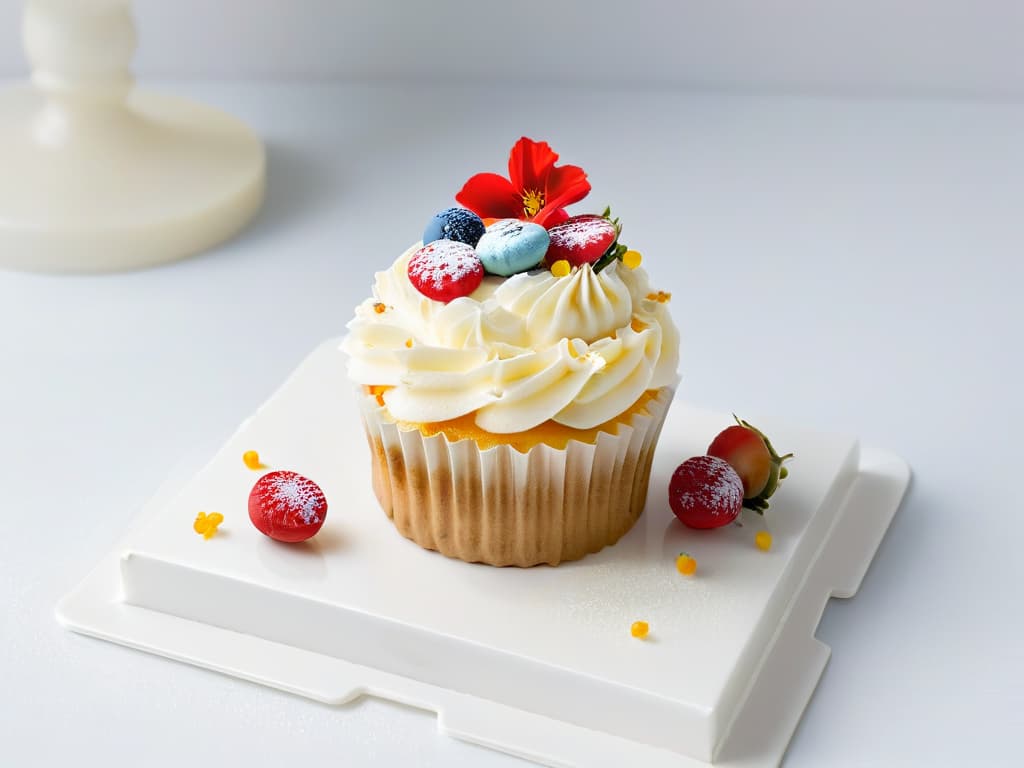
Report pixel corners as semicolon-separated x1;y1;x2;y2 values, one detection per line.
407;240;484;302
544;215;618;268
669;455;744;529
707;417;793;512
708;425;773;499
248;470;328;543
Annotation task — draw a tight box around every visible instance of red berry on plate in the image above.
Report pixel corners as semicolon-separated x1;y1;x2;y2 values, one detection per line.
407;240;484;302
707;426;772;499
544;215;618;268
669;455;744;529
707;417;793;513
248;470;328;543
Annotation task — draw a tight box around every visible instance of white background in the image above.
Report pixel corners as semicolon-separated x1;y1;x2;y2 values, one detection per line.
1;1;1024;96
1;3;1023;768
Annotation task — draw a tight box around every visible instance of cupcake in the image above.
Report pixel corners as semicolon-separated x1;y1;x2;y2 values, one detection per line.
342;138;680;566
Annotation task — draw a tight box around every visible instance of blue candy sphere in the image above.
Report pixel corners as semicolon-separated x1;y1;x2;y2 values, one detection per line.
476;219;550;277
423;207;486;247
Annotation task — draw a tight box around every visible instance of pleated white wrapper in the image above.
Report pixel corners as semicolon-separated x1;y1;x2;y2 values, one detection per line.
358;387;674;566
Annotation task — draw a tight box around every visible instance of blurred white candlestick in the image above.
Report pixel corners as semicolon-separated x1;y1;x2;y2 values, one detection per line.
0;0;265;272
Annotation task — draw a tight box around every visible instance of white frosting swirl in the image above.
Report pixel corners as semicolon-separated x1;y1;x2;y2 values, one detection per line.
493;262;632;345
342;244;680;433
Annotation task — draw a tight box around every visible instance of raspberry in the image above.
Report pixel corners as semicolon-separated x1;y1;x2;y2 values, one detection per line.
668;455;744;529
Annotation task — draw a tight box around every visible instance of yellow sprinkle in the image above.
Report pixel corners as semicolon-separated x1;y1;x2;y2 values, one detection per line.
755;531;773;551
622;250;643;269
193;512;224;540
550;259;571;278
676;552;698;576
242;450;265;470
405;338;413;348
630;318;648;333
630;621;649;639
373;302;386;314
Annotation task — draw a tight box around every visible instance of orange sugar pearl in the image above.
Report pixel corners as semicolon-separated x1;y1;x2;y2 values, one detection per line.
630;621;650;639
622;250;643;269
755;531;773;551
193;512;224;540
550;259;571;278
373;302;386;314
676;552;698;576
367;385;390;407
405;339;413;348
242;450;264;470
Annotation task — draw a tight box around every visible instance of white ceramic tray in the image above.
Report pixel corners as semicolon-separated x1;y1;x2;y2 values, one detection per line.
57;340;909;767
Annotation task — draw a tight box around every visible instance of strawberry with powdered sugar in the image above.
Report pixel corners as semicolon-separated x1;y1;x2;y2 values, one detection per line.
407;240;485;303
248;470;328;542
544;214;619;268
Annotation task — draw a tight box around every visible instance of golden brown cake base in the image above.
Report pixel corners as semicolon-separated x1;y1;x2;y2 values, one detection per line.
359;388;673;567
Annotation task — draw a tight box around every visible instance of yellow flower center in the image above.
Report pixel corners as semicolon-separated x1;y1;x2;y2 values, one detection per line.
522;189;545;217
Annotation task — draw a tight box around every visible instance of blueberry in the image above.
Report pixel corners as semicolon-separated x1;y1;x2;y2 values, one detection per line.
423;207;486;247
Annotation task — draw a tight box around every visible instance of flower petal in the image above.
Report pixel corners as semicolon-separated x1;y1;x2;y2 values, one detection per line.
456;173;521;220
532;164;591;227
507;137;558;194
532;206;570;228
544;164;590;208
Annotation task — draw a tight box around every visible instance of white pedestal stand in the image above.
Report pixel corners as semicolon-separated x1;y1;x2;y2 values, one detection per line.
0;0;265;273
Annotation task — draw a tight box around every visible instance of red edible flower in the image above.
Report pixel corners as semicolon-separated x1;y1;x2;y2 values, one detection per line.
455;137;591;228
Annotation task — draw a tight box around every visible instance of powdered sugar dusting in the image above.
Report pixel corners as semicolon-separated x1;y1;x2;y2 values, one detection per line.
266;472;325;525
408;241;483;291
486;218;525;239
548;217;616;250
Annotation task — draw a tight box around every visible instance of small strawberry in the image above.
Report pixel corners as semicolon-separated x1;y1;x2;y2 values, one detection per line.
544;215;618;268
248;470;328;543
707;417;793;513
668;455;744;529
407;240;484;302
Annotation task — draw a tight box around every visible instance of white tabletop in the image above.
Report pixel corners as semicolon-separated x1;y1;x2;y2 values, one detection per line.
1;82;1020;767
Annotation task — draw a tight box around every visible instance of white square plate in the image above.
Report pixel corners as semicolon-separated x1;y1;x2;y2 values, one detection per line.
58;340;909;767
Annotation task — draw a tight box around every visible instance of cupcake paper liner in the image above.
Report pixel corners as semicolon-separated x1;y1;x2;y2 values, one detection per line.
359;388;674;567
